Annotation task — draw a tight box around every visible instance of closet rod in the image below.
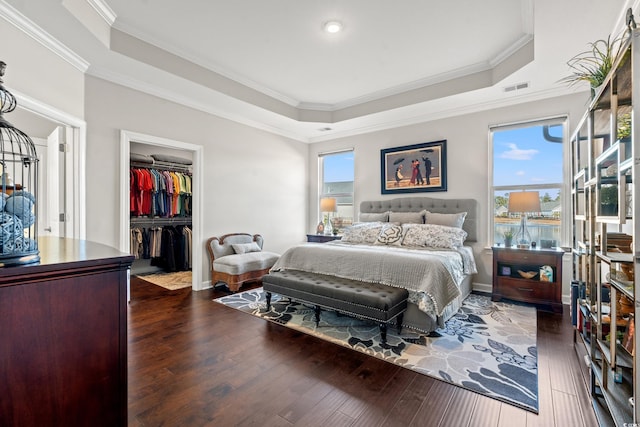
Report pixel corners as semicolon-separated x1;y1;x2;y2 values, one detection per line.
130;160;191;172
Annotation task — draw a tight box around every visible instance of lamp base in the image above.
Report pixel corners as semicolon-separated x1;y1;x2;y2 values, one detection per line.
324;218;333;235
515;216;533;248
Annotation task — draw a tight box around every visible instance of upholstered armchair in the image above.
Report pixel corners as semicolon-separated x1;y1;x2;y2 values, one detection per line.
206;233;279;292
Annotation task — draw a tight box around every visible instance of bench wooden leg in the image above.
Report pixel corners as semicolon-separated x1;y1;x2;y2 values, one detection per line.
314;306;321;326
379;323;387;345
265;292;272;310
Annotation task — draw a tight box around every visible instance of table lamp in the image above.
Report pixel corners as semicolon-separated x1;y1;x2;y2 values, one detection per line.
508;191;541;248
320;197;337;235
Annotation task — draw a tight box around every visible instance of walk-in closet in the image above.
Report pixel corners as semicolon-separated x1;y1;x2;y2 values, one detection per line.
129;142;193;290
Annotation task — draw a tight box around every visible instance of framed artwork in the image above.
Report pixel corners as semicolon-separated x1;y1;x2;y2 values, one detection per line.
380;140;447;194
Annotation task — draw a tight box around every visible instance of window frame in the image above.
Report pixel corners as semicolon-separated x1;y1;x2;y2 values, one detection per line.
318;149;355;231
488;116;571;247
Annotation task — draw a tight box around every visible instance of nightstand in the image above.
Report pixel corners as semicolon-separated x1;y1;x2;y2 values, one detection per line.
492;246;563;314
306;234;341;243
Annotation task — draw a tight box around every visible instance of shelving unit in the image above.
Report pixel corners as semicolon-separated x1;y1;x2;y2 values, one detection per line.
571;29;640;426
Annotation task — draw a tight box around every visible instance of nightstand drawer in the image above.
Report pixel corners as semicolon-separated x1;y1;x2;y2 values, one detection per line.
495;250;559;265
496;278;556;301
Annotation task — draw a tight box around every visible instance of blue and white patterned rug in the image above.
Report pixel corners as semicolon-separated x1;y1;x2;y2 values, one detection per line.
214;289;538;413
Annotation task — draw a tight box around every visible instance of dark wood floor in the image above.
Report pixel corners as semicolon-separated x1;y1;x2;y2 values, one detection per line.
128;277;601;426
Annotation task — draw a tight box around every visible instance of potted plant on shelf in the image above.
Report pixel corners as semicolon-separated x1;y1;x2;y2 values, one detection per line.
503;230;514;247
617;112;632;141
600;185;619;216
560;33;626;96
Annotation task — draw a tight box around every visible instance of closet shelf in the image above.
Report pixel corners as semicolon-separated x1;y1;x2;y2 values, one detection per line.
130;216;192;226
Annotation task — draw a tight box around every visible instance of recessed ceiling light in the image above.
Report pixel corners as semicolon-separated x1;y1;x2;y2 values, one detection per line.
323;21;343;33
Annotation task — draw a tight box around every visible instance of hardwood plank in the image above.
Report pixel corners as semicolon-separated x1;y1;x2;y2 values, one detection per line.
435;387;479;427
467;395;502;426
497;402;528;427
407;379;455;427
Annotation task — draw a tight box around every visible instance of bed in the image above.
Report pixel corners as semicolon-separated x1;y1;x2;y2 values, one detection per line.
269;196;478;334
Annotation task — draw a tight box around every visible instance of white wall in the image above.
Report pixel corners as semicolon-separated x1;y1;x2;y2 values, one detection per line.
84;76;308;285
308;92;590;292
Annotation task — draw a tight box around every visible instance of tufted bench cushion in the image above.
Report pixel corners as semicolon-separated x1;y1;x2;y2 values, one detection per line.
262;270;408;344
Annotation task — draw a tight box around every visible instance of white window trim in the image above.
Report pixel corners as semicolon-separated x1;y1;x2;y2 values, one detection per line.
488;116;571;247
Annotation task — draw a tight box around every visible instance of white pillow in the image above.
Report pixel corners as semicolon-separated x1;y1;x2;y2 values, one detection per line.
374;223;404;246
388;210;425;224
232;242;262;254
341;222;385;244
358;211;389;222
401;223;468;249
424;211;467;228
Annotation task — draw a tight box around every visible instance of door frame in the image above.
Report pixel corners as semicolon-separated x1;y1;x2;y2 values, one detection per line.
15;90;86;240
119;130;203;292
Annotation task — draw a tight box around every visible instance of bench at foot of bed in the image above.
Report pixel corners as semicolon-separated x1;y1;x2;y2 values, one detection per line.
262;270;408;345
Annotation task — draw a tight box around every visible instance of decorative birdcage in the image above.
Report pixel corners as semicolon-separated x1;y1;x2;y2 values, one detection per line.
0;61;39;265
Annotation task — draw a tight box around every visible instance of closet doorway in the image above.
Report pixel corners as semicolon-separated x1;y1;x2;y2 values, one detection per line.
119;130;203;299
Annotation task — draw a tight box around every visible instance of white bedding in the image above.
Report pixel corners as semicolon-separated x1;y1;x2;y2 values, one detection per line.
270;241;477;317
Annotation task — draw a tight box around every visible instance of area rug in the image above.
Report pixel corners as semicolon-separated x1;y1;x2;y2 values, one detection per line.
214;288;538;413
137;271;192;290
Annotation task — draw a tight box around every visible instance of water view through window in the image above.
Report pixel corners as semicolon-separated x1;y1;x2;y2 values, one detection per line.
492;121;564;246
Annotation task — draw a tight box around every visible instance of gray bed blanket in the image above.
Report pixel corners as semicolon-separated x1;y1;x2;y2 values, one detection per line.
270;242;475;316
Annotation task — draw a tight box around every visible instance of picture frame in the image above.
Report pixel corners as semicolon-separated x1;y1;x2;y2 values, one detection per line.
380;140;447;194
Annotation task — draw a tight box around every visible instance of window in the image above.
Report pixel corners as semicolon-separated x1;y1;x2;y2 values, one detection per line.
319;150;354;233
490;118;567;247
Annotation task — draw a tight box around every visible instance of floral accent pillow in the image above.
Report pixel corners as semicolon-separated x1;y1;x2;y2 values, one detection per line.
401;223;468;249
341;222;385;244
374;223;404;246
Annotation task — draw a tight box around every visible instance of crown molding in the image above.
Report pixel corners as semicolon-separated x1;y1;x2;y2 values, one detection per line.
88;0;116;26
0;0;89;72
87;65;310;142
111;21;301;108
308;86;586;143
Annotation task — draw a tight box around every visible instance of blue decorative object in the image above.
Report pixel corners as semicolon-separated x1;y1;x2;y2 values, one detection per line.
0;213;23;254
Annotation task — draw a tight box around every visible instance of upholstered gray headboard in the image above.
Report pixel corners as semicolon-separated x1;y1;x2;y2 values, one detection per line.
360;197;478;242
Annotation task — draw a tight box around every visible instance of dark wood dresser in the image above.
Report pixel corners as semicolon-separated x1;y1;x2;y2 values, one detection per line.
0;237;134;427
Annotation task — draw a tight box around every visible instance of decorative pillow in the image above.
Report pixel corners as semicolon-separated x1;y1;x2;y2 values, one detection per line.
341;222;385;244
401;223;468;249
232;242;262;254
358;211;389;222
388;210;425;224
374;223;404;246
424;211;467;228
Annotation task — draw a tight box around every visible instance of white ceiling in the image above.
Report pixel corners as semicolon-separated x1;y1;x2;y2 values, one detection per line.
1;0;630;142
